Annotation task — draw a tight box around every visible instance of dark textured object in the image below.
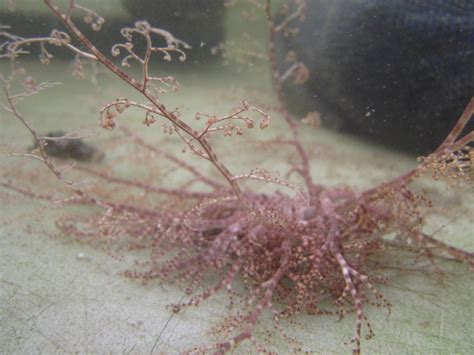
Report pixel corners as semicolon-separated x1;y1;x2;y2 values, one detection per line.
122;0;226;63
33;131;104;162
277;0;474;154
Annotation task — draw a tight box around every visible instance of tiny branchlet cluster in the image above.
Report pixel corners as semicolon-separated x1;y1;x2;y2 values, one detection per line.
1;1;473;354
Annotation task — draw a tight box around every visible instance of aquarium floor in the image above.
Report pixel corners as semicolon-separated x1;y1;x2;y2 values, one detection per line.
1;62;473;354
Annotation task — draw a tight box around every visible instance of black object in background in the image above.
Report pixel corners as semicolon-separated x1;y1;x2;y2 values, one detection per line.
122;0;226;64
276;0;474;154
32;131;104;162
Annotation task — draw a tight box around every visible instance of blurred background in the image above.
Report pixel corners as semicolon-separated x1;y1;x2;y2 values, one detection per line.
3;0;473;154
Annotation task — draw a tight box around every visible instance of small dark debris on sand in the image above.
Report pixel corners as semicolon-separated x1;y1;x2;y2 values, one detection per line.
32;131;104;162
